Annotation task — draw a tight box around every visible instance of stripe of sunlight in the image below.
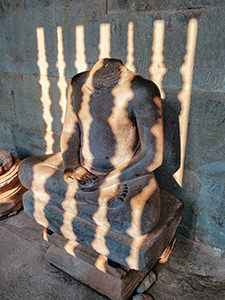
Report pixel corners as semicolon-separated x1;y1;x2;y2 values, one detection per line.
92;184;128;271
37;28;54;154
91;186;113;272
99;23;111;59
32;165;55;241
74;25;88;73
173;19;198;187
57;26;79;256
149;20;167;99
94;254;108;273
78;68;95;169
125;236;146;270
125;177;157;269
125;21;136;72
56;26;67;123
60;181;79;256
60;84;80;255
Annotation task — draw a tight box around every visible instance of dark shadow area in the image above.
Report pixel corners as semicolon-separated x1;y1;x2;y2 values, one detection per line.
155;98;181;194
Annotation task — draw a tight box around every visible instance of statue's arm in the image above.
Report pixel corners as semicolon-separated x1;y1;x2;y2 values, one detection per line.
103;91;163;185
132;95;163;173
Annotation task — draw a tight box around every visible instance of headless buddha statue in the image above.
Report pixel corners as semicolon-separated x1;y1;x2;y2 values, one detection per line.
19;58;163;238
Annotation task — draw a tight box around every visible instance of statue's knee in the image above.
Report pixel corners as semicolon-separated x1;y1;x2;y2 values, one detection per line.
18;157;36;188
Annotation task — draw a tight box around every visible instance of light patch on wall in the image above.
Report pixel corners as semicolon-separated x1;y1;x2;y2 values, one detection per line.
125;21;136;72
56;26;67;123
173;18;198;187
149;20;167;99
99;23;111;59
36;27;54;154
75;25;88;73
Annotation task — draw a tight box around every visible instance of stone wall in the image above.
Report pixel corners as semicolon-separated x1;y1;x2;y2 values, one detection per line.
0;0;224;249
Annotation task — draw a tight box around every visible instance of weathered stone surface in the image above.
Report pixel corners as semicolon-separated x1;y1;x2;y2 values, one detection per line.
108;0;225;14
0;71;62;157
12;73;63;142
55;0;106;21
133;294;153;300
185;91;225;170
0;72;17;124
183;165;225;249
0;3;57;77
150;235;225;300
0;122;16;155
193;8;225;92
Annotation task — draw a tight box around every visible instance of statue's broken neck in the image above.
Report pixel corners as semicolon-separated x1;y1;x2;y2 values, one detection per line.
85;58;131;91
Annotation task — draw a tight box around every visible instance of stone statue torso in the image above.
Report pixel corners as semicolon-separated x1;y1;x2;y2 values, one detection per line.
18;58;164;240
74;72;140;174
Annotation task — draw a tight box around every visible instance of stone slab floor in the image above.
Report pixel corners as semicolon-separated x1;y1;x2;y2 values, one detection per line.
0;211;224;300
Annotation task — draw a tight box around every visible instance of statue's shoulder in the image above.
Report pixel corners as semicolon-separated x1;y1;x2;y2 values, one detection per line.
71;71;90;87
131;74;161;98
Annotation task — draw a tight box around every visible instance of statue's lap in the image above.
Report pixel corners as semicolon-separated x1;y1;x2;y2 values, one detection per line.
19;153;161;237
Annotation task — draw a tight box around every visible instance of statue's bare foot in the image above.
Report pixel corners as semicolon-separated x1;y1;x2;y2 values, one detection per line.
63;166;103;190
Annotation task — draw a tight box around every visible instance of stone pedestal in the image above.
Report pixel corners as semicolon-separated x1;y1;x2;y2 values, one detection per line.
24;189;183;270
0;157;26;219
44;191;183;299
46;233;149;300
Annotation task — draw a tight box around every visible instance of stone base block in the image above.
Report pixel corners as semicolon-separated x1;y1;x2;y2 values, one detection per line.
46;233;149;300
23;189;183;270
